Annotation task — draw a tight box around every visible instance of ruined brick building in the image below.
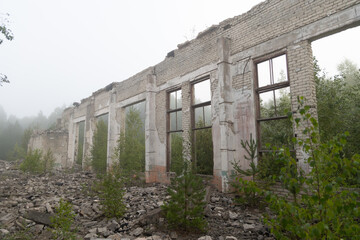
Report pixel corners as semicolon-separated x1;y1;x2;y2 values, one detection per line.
29;0;360;191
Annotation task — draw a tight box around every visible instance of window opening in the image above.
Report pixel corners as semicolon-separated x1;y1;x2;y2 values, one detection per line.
167;89;183;174
76;121;85;165
119;101;146;174
192;79;213;175
256;54;294;154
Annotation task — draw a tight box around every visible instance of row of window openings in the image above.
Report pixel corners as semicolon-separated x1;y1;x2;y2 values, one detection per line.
76;54;294;170
168;79;213;175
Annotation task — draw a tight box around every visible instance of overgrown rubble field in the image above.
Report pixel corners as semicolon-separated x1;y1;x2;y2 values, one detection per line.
0;160;273;240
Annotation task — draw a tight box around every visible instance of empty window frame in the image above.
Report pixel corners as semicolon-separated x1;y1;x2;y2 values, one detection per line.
167;89;183;174
255;54;294;154
192;78;213;175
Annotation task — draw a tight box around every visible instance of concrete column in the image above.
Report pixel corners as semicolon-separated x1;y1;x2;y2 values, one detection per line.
181;81;192;161
83;97;95;169
287;40;317;173
107;89;118;169
145;73;166;182
213;37;235;192
67;111;75;168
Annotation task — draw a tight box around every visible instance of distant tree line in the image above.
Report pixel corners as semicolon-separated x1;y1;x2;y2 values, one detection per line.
0;105;65;160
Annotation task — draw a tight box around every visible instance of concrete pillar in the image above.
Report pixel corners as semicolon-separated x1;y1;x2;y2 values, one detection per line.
145;73;166;182
181;81;192;161
287;40;317;173
84;97;95;169
107;89;118;169
213;37;235;192
67;111;75;168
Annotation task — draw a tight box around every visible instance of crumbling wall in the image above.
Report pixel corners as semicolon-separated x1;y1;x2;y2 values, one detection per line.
29;0;360;191
28;130;68;169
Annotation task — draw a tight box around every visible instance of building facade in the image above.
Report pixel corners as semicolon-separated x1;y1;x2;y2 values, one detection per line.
29;0;360;191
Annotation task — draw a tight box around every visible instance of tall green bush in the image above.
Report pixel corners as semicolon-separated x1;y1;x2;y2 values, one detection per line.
162;161;207;232
116;107;145;177
90;120;108;175
265;96;360;239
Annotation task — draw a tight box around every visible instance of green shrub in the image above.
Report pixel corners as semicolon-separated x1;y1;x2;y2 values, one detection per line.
51;199;77;240
98;171;126;219
19;149;55;174
42;149;55;173
265;96;360;239
162;161;207;232
19;149;43;173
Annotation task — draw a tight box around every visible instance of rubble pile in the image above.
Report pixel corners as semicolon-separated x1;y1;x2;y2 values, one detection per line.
0;160;273;240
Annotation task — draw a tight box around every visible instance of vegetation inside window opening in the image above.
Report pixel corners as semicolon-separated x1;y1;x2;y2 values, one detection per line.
169;132;183;174
257;54;293;153
192;79;213;175
315;58;360;157
90;118;108;175
117;102;146;175
168;90;184;174
76;121;85;165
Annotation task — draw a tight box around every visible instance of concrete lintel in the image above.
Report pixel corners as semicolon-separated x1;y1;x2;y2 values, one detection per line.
217;60;231;66
116;93;146;109
73;116;86;123
94;108;109;117
158;63;217;92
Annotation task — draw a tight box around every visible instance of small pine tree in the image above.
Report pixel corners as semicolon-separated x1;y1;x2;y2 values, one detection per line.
42;149;55;173
51;199;77;240
90;120;108;175
231;134;265;207
98;171;126;219
162;161;207;232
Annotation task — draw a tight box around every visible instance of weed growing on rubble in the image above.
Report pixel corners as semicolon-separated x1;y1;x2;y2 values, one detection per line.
51;198;77;240
162;160;207;232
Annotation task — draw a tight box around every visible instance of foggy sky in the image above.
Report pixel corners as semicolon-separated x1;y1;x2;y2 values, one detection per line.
0;0;359;119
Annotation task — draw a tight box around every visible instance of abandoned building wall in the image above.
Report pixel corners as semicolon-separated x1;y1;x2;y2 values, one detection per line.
29;0;360;191
28;130;69;169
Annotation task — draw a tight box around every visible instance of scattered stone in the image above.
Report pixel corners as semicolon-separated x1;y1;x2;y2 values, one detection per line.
229;211;238;220
24;210;53;226
170;231;177;239
84;232;98;240
132;227;144;237
198;236;212;240
243;223;255;231
0;160;271;240
225;236;237;240
0;228;10;235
